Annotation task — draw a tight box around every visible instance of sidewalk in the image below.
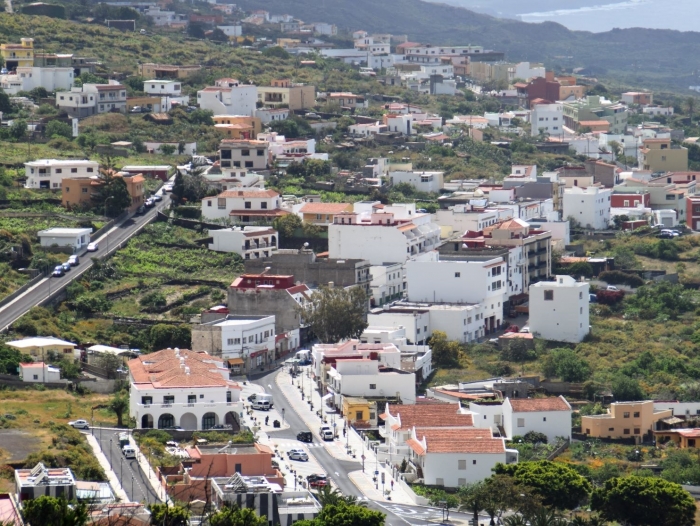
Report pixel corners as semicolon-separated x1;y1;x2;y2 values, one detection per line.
128;433;171;505
85;433;129;503
274;367;415;504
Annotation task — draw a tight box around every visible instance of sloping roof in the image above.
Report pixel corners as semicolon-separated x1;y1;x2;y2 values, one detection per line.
508;396;570;412
218;189;279;198
7;337;76;348
300;202;352;214
385;402;473;430
409;428;504;455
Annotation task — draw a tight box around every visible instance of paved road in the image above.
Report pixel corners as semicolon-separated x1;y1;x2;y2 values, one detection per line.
0;195;170;332
251;369;477;526
92;427;162;504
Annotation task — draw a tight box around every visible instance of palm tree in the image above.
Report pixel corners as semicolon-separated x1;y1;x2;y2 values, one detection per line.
527;507;566;526
314;484;364;507
503;515;528;526
686;97;696;120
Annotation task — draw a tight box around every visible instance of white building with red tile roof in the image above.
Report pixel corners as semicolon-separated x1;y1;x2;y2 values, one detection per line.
380;401;474;447
502;396;572;442
128;348;242;431
201;188;288;225
405;427;514;487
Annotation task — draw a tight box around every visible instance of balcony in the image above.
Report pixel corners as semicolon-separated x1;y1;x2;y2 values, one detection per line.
139;401;235;410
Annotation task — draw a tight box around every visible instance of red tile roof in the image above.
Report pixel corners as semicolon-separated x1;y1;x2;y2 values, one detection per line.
218;189;279;198
508;396;570;412
228;209;289;218
128;349;239;389
385;402;473;429
300;202;352;214
409;428;504;455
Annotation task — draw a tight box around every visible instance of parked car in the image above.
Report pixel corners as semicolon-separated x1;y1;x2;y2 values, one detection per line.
319;425;334;441
69;420;90;429
68;255;79;266
87;242;98;252
297;431;313;443
589;294;598;303
504;325;520;333
210;424;232;430
163;426;184;431
52;265;64;277
153;194;163;202
61;262;71;272
519;326;530;333
288;449;309;461
606;285;619;291
307;474;328;488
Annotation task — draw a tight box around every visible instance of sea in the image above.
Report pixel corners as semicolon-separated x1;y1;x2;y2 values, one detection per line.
517;0;699;33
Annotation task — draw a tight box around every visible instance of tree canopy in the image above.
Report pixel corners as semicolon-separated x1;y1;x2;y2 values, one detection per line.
209;505;268;526
591;476;695;526
294;502;384;526
494;461;591;510
297;285;368;343
148;503;189;526
542;348;591;382
22;496;88;526
93;170;132;217
429;330;463;368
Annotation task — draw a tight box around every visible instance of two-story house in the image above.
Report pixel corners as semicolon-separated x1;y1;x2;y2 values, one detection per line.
24;159;99;189
201;189;288;225
128;348;242;431
219;139;270;171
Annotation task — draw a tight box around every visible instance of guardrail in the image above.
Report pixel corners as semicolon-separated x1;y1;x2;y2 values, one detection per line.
0;272;46;311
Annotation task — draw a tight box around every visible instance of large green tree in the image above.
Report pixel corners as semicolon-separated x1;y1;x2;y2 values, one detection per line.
542;349;591;382
429;330;463;368
109;390;130;427
93;170;132;217
21;496;88;526
297;285;368;343
591;476;695;526
148;503;189;526
45;120;73;140
209;505;267;526
294;502;384;526
494;461;591;510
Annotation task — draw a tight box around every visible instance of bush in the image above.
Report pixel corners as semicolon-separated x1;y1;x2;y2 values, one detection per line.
598;270;644;287
522;431;548;444
596;289;625;305
140;291;166;309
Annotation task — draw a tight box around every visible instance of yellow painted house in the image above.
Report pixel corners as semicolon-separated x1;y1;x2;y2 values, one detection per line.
581;400;672;442
6;336;77;362
342;397;377;429
213;115;261;140
1;38;35;71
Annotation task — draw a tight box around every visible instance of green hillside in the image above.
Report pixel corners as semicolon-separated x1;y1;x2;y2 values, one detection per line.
235;0;700;93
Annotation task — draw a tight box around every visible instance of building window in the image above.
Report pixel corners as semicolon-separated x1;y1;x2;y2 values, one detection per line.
634;428;640;435
241;149;250;156
458;460;466;470
458;478;466;486
261;202;268;209
33;374;38;380
633;412;640;418
142;396;152;405
87;168;93;172
245;161;254;168
218;198;226;209
369;384;376;389
82;188;88;193
517;418;525;427
257;149;265;156
356;411;364;420
245;201;252;209
623;412;630;418
543;417;547;421
455;272;461;278
227;338;234;345
55;169;62;174
71;168;77;173
544;290;553;301
163;395;175;404
608;427;614;431
188;395;196;404
623;429;630;434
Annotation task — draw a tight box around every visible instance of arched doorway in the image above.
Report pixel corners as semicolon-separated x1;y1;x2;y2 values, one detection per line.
202;412;218;430
224;411;241;432
180;413;197;431
141;414;153;429
158;413;175;429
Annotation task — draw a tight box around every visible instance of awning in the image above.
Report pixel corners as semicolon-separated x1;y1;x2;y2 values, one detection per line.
322;393;333;400
661;416;684;425
227;358;244;365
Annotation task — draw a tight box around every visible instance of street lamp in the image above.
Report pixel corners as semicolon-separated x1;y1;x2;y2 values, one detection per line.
109;438;113;466
120;457;123;481
131;475;134;500
282;408;285;425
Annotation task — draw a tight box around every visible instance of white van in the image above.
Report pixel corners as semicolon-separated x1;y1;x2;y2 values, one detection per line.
252;400;271;411
122;445;136;459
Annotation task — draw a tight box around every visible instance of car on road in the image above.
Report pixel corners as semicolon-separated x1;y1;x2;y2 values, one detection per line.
163;184;173;193
288;449;309;461
297;431;313;443
122;445;136;458
68;419;90;429
52;265;65;277
606;285;619;291
307;474;328;488
319;425;334;441
153;194;163;202
68;255;79;266
61;262;71;272
87;242;98;252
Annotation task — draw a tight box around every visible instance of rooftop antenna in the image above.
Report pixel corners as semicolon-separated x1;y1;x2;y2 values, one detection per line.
260;266;271;276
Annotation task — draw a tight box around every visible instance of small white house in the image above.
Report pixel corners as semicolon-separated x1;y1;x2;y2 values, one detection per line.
388;171;444;193
529;275;589;343
502;396;572;443
143;80;182;96
25;159;99;189
208;227;278;259
563;186;611;230
327;358;416;405
19;362;63;383
38;228;92;250
531;103;564;139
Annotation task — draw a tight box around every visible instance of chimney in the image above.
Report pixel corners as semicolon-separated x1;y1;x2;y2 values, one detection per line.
328;281;334;288
185;367;190;375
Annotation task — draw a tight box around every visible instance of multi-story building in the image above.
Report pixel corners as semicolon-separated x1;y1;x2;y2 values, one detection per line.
327;358;416;407
201;189;286;225
128;348;242;430
55;82;127;117
369;262;404;307
143;79;182;96
197;78;258;117
0;38;35;71
257;79;315;111
0;65;74;95
388;171;444;193
621;91;653;105
563;185;611;230
405;257;508;334
218;139;270;171
212;115;262;140
299;202;353;226
328;203;441;265
62;172;145;212
639;138;688;172
191;314;276;373
208;226;278;259
462;218;552;289
24;159;98;189
582;400;672;441
529;275;589;343
226;272;310;336
403;45;504;64
531;102;564;139
15;463;76;503
562;96;628;134
256;107;290;124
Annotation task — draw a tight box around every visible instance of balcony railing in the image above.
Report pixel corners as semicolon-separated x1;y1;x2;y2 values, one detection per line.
137;401;239;409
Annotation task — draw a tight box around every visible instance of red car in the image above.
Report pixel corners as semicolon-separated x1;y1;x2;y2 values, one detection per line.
307;474;328;488
504;325;520;333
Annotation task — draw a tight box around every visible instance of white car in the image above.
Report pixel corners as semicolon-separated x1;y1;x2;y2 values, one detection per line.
68;420;90;429
288;449;309;461
606;285;619;291
86;242;98;252
519;326;530;333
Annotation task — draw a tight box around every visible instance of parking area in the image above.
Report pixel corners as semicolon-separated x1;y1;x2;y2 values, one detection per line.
269;438;330;491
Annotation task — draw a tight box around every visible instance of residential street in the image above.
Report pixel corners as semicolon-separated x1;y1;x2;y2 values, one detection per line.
249;368;478;526
0;194;170;333
92;427;163;505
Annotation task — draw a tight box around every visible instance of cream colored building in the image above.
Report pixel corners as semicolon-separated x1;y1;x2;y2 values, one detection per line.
582;400;672;442
639;138;688;172
6;337;77;362
257;79;315;111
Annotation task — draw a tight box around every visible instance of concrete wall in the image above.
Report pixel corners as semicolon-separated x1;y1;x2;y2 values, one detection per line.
191;324;223;355
227;290;300;334
422;451;505;487
245;252;368;288
503;403;571;442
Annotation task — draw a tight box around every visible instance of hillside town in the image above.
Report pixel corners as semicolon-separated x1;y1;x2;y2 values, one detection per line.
1;2;700;526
